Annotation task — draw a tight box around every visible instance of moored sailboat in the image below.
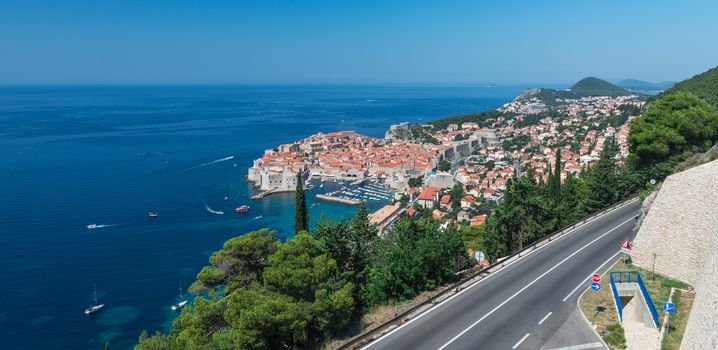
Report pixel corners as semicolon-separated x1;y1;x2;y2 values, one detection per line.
85;284;104;316
170;281;188;311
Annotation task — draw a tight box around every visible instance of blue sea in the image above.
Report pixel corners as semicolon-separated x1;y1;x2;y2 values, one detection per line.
0;85;525;350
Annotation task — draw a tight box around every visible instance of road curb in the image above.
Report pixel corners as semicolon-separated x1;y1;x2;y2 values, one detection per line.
337;197;638;350
576;255;632;350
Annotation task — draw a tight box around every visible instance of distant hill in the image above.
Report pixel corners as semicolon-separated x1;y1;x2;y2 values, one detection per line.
569;77;631;96
618;79;675;92
659;66;718;107
514;76;635;104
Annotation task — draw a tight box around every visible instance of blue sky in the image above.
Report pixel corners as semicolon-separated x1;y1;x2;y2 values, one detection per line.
1;0;716;84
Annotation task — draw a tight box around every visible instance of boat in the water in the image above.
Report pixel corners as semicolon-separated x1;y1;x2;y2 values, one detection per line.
170;281;188;311
235;205;250;214
148;211;158;218
87;224;98;229
171;300;188;311
85;284;104;316
254;215;262;219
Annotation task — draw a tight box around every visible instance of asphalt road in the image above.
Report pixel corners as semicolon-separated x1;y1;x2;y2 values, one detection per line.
364;199;641;350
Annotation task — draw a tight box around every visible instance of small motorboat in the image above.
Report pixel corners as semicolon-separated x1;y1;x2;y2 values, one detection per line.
87;224;98;229
148;212;158;218
236;205;250;214
224;196;229;201
254;215;263;220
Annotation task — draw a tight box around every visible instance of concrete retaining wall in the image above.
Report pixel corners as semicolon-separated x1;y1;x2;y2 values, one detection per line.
630;159;718;349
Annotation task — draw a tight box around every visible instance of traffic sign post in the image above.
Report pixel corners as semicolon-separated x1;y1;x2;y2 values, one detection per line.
620;238;632;255
664;302;675;335
592;274;601;283
591;282;601;291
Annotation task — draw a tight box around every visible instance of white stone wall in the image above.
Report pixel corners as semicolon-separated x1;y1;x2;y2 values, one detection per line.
630;159;718;350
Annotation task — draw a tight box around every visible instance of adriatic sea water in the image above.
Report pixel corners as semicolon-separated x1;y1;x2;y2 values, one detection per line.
0;84;525;349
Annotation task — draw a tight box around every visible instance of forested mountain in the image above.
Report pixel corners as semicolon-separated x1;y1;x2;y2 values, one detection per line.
569;77;631;96
659;66;718;107
618;79;675;92
513;77;635;105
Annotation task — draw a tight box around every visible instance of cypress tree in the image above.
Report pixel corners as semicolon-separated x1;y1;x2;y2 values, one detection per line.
294;172;308;233
548;147;562;203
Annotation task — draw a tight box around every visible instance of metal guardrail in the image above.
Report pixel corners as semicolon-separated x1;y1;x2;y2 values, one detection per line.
610;271;660;328
636;272;660;328
610;272;624;322
336;196;638;350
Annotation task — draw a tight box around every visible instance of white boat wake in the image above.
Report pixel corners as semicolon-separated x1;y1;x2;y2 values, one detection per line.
204;204;224;215
179;156;234;174
87;224;113;229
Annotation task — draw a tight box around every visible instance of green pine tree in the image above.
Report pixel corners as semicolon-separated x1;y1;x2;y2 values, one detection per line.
294;172;308;233
348;202;378;310
585;137;620;213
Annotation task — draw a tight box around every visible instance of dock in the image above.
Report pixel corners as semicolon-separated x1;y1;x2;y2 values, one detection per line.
251;189;293;200
316;194;362;205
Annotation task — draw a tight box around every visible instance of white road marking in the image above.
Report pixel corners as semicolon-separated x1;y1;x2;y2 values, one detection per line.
544;342;604;350
435;216;635;350
562;250;621;302
361;200;636;350
538;311;552;325
512;333;530;349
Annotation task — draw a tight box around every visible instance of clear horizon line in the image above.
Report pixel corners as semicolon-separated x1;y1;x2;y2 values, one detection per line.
0;81;573;87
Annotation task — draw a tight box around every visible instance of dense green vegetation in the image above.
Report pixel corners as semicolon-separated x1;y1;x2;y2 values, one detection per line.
409;124;441;144
513;77;636;105
628;92;718;180
569;77;632;96
660;66;718;107
407;176;423;188
137;228;353;349
364;214;468;305
603;323;627;349
437;160;451;172
136;203;467;349
429;109;507;130
480;140;636;260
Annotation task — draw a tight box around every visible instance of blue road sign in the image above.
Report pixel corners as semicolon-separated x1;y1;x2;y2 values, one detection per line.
664;302;675;313
591;282;601;291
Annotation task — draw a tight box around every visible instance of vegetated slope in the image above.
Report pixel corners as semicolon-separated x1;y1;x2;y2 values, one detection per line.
618;79;675;92
431;77;633;127
569;77;631;96
514;77;635;105
660;66;718;107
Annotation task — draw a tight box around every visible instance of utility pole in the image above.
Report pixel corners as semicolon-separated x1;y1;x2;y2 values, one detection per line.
652;253;657;281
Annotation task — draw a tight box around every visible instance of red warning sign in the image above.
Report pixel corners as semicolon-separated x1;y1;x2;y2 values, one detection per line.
620;238;632;254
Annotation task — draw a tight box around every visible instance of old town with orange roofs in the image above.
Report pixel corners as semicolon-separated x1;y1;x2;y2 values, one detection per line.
247;93;643;240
